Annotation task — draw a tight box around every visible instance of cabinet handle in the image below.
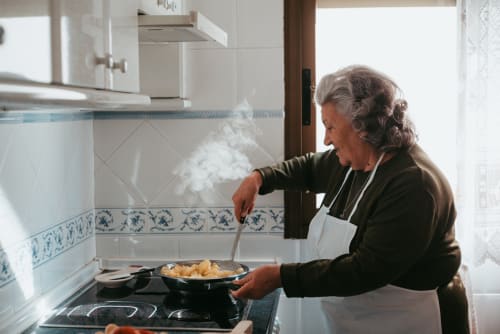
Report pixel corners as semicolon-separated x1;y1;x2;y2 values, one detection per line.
0;25;4;45
96;54;127;74
95;54;113;68
112;58;128;74
157;0;176;11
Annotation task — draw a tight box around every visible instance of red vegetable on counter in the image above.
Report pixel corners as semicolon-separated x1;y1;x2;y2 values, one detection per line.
95;324;161;334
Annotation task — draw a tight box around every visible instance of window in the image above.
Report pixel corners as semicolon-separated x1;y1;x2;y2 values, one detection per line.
316;5;457;206
284;0;457;238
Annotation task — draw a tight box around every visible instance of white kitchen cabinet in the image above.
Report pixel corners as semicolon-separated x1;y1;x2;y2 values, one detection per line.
0;0;140;93
0;0;52;83
51;0;106;89
108;0;140;93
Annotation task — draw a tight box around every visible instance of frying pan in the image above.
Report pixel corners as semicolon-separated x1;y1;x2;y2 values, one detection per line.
155;259;249;293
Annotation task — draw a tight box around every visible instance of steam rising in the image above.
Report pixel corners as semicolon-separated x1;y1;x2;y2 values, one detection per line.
173;100;259;196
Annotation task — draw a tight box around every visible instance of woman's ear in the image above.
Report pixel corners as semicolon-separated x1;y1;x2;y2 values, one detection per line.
358;130;368;140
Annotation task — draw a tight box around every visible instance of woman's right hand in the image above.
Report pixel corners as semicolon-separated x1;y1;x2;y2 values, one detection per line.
232;171;263;221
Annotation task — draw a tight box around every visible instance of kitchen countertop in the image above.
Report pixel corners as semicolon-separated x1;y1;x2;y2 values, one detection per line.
24;287;281;334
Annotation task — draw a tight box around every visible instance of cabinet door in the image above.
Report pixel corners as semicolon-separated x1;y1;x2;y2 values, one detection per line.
0;0;52;83
51;0;106;89
107;0;140;93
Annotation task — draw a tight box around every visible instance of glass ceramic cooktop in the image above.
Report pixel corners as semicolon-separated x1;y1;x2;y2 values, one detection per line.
40;274;251;332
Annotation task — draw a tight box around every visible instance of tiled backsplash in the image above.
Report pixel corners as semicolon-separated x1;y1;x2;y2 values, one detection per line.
0;113;95;331
93;110;285;262
0;107;285;331
93;111;284;209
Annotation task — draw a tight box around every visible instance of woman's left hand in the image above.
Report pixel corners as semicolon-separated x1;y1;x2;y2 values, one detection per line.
231;264;282;299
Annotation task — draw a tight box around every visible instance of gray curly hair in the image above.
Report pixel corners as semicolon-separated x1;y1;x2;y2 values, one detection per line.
315;65;417;151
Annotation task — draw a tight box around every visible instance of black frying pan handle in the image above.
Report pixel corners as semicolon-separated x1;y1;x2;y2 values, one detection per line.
206;281;241;290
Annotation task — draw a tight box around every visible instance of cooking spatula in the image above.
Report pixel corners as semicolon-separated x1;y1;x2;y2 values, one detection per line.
230;216;246;262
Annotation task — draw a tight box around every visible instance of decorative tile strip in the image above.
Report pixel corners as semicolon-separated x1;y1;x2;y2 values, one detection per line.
0;210;95;288
95;207;284;234
0;110;284;123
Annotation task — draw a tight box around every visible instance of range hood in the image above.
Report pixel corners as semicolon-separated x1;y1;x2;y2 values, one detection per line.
138;11;228;47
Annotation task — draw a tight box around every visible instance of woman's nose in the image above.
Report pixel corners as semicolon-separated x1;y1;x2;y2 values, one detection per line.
324;133;332;146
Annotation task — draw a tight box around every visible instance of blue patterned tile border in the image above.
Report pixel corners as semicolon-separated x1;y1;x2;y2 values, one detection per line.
0;210;95;288
0;110;284;123
95;207;284;234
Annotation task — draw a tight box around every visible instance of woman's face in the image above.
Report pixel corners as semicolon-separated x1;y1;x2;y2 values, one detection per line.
321;102;368;168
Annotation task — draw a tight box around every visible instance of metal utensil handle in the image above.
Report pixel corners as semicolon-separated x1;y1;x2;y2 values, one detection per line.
130;267;155;275
230;217;246;261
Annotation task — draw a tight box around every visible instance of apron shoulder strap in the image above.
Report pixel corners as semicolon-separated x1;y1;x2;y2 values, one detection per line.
347;152;385;221
327;168;353;210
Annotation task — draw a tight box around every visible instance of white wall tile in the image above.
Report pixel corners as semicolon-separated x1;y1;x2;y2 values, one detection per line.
248;145;278;168
0;124;14;172
0;128;37;242
107;121;183;205
93;117;285;209
153;117;263;205
95;160;145;208
255;191;284;207
236;0;283;48
151;118;221;157
94;153;104;173
152;178;229;207
0;285;16;327
237;48;284;110
118;235;179;259
93;119;143;162
24;178;55;233
96;236;120;258
60;121;94;217
239;234;299;262
255;118;284;162
210;177;284;207
188;48;238;110
38;237;95;295
28;121;94;223
179;234;235;260
209;179;245;206
0;120;95;243
0;277;31;321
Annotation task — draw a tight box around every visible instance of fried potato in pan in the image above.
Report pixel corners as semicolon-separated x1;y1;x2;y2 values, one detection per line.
161;259;244;279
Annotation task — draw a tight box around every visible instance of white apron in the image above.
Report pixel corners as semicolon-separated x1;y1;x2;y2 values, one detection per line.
307;153;442;334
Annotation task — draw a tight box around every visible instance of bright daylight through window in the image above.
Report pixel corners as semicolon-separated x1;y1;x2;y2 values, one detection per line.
316;6;457;206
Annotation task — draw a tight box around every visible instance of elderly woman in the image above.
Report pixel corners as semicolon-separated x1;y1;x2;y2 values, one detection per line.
231;65;468;333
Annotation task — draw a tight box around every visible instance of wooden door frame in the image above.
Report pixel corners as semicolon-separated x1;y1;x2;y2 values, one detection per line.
283;0;316;238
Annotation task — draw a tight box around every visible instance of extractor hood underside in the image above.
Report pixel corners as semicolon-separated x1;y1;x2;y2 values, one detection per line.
138;11;228;47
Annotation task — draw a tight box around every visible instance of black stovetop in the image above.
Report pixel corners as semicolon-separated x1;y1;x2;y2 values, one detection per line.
26;275;280;334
